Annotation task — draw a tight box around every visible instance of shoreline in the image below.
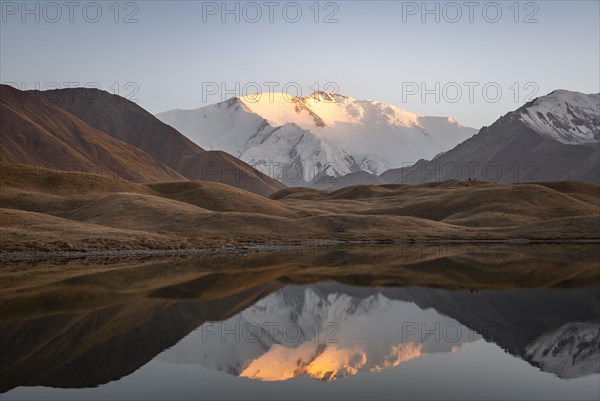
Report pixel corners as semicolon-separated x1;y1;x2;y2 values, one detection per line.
2;238;599;262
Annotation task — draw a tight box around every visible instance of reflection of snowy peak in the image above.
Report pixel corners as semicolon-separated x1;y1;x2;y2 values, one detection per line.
156;92;476;184
526;322;600;379
159;286;476;381
518;90;600;145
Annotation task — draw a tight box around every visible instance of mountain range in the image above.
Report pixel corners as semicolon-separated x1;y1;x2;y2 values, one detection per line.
3;84;598;192
159;283;599;381
159;284;478;381
156;92;477;185
157;89;599;187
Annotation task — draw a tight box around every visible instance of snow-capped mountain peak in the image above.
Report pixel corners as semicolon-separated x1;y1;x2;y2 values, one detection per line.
237;91;423;130
238;92;329;129
156;92;477;184
518;90;600;145
305;90;353;103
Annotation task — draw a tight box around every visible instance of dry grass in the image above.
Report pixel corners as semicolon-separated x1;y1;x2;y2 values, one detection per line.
1;163;599;253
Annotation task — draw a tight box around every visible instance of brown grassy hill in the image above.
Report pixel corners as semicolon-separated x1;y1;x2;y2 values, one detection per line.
0;85;184;183
0;208;190;252
275;180;600;228
147;181;299;217
28;88;206;168
1;163;599;252
0;162;148;195
531;181;600;204
30;87;284;196
0;162;152;215
61;192;211;230
0;165;464;250
269;187;329;201
326;184;395;200
0;163;295;218
182;150;284;196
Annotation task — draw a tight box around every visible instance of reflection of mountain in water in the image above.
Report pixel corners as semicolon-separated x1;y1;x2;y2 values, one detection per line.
158;283;600;381
378;285;600;379
526;322;599;378
159;286;477;380
1;281;598;391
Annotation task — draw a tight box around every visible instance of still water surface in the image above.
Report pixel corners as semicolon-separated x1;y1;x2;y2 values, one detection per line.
1;245;599;400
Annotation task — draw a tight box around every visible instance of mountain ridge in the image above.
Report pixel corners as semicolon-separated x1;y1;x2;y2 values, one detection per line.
380;90;600;185
156;91;477;185
0;84;185;183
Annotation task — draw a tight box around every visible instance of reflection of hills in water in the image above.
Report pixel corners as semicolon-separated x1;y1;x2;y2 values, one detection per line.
380;285;600;380
158;283;599;381
1;246;599;392
0;282;281;392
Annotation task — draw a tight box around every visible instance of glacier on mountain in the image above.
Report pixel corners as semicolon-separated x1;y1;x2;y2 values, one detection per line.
156;92;477;184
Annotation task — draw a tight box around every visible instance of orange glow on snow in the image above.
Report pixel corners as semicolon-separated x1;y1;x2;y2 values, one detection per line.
239;342;424;382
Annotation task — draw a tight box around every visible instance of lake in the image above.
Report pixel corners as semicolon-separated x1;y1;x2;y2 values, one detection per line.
1;244;599;400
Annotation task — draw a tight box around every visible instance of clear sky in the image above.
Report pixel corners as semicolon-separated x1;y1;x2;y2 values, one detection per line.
1;0;599;128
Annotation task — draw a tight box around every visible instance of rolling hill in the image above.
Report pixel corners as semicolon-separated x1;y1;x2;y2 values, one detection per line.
1;162;598;253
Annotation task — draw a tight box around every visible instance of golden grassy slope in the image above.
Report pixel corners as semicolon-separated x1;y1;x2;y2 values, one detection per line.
147;181;298;217
1;163;599;252
273;179;600;227
0;84;184;183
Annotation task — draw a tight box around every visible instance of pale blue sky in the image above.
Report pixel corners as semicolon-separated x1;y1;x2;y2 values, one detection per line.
1;0;599;128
